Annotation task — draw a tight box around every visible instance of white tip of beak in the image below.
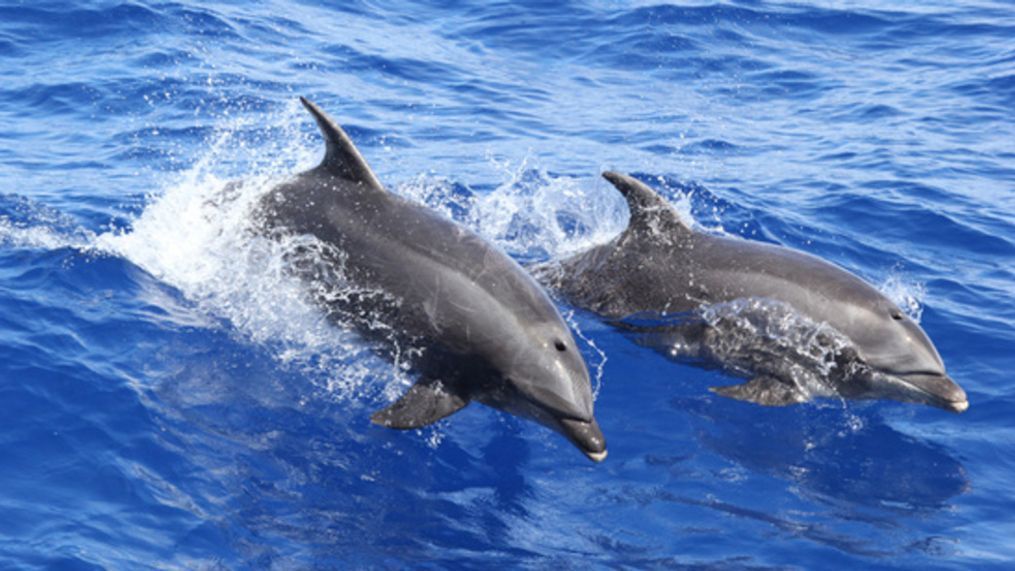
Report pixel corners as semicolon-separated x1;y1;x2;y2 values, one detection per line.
949;400;970;413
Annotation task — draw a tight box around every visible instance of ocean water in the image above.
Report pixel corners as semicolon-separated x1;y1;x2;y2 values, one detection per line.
1;0;1013;568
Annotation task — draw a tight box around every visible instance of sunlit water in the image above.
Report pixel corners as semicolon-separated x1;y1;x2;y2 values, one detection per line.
1;1;1013;568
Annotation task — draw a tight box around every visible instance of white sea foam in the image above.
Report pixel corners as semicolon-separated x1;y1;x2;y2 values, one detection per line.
92;103;396;401
695;297;855;398
0;217;93;250
397;165;632;262
879;271;926;323
0;197;95;251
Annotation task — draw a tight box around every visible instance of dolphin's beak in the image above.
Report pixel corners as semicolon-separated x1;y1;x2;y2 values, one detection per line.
897;372;969;413
559;417;608;462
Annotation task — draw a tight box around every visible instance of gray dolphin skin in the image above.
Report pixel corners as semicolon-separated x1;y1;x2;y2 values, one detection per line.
256;97;606;461
539;171;968;413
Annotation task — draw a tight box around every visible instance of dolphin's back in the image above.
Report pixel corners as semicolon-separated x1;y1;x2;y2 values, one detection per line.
550;172;896;327
260;169;558;344
689;234;893;316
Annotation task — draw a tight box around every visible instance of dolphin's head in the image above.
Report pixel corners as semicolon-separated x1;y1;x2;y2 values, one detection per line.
476;322;607;462
848;303;967;412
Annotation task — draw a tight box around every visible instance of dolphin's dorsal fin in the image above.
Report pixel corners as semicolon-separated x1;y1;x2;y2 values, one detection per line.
300;96;384;190
602;171;692;236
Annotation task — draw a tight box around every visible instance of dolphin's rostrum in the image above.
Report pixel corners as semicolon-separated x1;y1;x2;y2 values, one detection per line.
539;171;968;413
256;98;606;461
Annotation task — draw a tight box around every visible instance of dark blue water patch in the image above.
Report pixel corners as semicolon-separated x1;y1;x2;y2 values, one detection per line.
612;4;766;30
449;2;600;59
895;14;1015;41
950;73;1015;108
648;176;774;243
696;53;774;78
862;179;960;206
922;301;1015;375
6;82;108;117
109;125;217;172
580;31;702;74
697;406;967;510
815;192;1013;256
228;13;314;44
0;3;167;41
0;35;19;57
127;76;292;117
144;345;585;565
320;43;469;87
926;278;1015;337
776;6;896;36
743;67;835;101
129;47;204;70
293;0;403;20
615;2;900;41
676;138;744;156
838;103;905;123
169;4;242;40
446;77;553;109
819;151;860;163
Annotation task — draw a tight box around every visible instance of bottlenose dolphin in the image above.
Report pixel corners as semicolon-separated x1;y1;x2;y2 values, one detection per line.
256;98;606;461
538;171;968;413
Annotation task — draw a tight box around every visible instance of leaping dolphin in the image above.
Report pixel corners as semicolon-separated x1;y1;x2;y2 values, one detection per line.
538;171;968;413
256;98;607;461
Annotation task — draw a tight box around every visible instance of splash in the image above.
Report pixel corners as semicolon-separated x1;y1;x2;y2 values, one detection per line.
879;271;926;323
0;195;95;250
92;102;399;402
0;217;93;251
562;309;608;399
694;298;857;398
397;166;632;262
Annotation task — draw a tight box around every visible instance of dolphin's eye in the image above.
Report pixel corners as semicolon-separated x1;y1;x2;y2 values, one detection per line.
890;310;903;321
554;340;567;352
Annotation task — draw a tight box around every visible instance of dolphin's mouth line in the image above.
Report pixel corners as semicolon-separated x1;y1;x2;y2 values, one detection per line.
503;387;607;461
886;371;969;412
891;369;949;379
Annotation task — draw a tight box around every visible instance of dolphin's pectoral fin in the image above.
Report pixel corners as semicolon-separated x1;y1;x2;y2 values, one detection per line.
709;376;808;407
371;378;470;429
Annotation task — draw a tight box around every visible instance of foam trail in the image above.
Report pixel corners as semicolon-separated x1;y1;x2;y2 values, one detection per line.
0;217;94;250
93;104;399;400
0;193;96;251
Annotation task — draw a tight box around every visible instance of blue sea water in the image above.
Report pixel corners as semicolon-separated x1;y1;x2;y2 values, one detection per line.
1;0;1014;568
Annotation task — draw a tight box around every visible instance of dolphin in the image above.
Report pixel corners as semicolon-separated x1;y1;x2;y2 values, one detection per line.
538;171;968;413
255;98;607;461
